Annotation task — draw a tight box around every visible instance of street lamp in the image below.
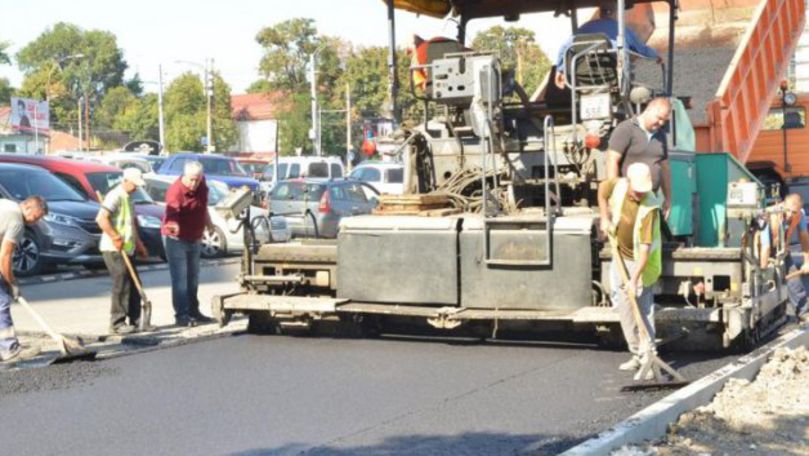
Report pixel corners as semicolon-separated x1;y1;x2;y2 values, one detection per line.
175;59;214;153
780;80;797;175
45;54;84;153
310;43;330;156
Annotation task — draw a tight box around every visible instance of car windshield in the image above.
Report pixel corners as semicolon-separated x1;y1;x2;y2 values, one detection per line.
207;181;229;206
87;171;154;204
200;158;247;177
272;182;326;201
307;162;329;178
241;163;267;175
0;168;86;202
387;168;404;183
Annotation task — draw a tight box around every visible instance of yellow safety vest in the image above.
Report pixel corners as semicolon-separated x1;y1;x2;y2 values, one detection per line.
609;178;662;286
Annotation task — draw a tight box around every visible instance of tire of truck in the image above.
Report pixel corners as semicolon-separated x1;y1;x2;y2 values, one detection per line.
247;311;278;334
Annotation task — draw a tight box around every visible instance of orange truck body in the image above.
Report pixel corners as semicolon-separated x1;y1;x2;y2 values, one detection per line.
747;93;809;178
643;0;806;176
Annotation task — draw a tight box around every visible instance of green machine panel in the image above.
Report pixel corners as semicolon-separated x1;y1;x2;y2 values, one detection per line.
695;153;760;247
668;151;696;237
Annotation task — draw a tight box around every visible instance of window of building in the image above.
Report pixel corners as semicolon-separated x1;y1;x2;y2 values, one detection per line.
763;107;806;130
3;144;16;153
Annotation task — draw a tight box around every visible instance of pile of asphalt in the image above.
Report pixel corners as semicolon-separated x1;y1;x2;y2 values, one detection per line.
0;362;119;397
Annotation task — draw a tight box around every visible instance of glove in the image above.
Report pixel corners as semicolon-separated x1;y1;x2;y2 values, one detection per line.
8;282;20;300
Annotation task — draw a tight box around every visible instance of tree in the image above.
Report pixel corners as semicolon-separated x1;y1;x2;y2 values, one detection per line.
0;78;13;104
472;26;551;95
163;71;237;152
0;41;11;65
255;18;319;91
275;92;311;156
246;79;273;94
16;22;127;128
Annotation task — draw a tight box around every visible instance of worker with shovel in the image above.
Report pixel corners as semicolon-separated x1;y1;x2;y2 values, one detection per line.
598;163;662;376
0;196;48;363
97;168;150;335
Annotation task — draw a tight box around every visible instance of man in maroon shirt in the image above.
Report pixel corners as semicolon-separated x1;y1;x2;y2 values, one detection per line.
162;161;215;326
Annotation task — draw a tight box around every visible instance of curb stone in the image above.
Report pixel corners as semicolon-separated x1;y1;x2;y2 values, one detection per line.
7;318;248;371
556;324;809;456
18;257;241;286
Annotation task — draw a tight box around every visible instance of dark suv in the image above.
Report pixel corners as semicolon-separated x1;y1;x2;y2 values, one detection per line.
0;163;103;276
269;179;378;238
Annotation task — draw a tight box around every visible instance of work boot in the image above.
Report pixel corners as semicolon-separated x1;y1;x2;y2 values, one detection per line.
191;313;214;324
619;355;641;371
110;324;136;335
0;344;41;363
174;318;196;328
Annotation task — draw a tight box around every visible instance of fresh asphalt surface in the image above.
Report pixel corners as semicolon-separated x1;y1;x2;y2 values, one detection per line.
0;317;738;456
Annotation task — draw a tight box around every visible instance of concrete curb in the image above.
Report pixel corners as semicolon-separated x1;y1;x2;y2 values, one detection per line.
17;257;241;286
10;319;249;370
560;325;809;456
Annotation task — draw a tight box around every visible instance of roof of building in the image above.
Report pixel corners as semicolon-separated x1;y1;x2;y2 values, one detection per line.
231;92;286;121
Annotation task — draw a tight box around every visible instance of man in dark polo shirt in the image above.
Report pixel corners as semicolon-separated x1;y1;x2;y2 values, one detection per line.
606;97;672;218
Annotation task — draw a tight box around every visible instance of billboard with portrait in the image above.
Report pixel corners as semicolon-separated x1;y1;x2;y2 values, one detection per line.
10;97;49;133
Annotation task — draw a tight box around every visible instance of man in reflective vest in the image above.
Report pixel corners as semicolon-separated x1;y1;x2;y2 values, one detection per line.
597;162;662;371
96;168;149;335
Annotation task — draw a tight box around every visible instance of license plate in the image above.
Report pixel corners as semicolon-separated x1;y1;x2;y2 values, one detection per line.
580;93;611;120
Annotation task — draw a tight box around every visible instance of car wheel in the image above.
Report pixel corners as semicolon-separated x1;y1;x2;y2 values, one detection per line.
201;226;226;258
13;230;44;277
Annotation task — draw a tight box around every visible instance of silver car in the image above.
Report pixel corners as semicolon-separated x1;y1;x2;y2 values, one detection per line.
269;179;378;238
143;175;290;258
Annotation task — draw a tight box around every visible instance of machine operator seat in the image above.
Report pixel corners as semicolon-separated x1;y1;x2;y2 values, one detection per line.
563;33;618;90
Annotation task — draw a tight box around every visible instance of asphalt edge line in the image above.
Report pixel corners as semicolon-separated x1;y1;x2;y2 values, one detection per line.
559;325;809;456
17;257;241;286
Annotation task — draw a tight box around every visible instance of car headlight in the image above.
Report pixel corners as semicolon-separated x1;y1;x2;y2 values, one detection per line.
137;214;162;229
44;213;82;227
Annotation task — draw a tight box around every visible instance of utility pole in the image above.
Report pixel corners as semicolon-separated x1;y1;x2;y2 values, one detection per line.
346;82;352;163
77;97;83;151
206;58;214;153
158;64;166;153
85;91;91;151
310;53;319;156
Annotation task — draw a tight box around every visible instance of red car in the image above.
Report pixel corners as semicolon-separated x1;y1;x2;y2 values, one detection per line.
0;154;166;258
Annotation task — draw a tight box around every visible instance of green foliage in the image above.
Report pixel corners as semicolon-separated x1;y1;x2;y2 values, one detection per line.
246;79;274;94
0;41;10;65
16;22;127;126
125;73;144;97
276;91;312;156
163;71;237;152
472;26;551;95
255;18;320;91
0;78;13;105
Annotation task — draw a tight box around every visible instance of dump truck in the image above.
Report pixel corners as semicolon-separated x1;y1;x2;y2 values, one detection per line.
213;0;805;351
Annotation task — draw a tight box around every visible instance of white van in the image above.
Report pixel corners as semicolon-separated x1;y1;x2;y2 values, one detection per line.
348;161;404;195
260;156;344;193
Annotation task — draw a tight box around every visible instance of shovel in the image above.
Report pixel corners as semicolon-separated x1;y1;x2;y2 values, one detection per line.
606;233;688;392
120;252;154;332
15;295;97;364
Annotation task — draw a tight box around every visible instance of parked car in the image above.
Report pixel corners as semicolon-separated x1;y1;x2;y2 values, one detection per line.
236;158;271;180
269;179;378;238
132;154;167;173
348;161;405;195
0;163;104;276
85;153;154;174
0;154;165;259
156;153;259;192
261;156;344;194
143;175;289;258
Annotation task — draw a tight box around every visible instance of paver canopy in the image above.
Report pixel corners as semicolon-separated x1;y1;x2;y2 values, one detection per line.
382;0;665;20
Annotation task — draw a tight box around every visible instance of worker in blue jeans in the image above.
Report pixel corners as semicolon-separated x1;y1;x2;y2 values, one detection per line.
161;161;215;327
761;193;809;321
0;196;48;363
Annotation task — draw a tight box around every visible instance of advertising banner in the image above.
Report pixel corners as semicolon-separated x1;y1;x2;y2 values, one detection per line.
10;97;49;134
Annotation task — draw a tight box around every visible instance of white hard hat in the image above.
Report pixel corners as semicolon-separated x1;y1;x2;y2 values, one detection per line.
626;162;653;193
122;167;146;187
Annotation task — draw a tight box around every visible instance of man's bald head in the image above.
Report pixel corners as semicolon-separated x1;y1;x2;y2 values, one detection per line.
640;97;671;132
785;193;804;213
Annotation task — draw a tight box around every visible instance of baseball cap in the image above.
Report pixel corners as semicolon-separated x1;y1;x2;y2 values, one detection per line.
626;162;653;193
122;167;146;187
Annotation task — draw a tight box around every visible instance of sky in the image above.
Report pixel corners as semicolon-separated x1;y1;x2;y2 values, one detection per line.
0;0;578;94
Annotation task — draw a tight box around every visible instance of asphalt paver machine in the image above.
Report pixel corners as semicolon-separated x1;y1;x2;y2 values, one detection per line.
214;0;790;350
